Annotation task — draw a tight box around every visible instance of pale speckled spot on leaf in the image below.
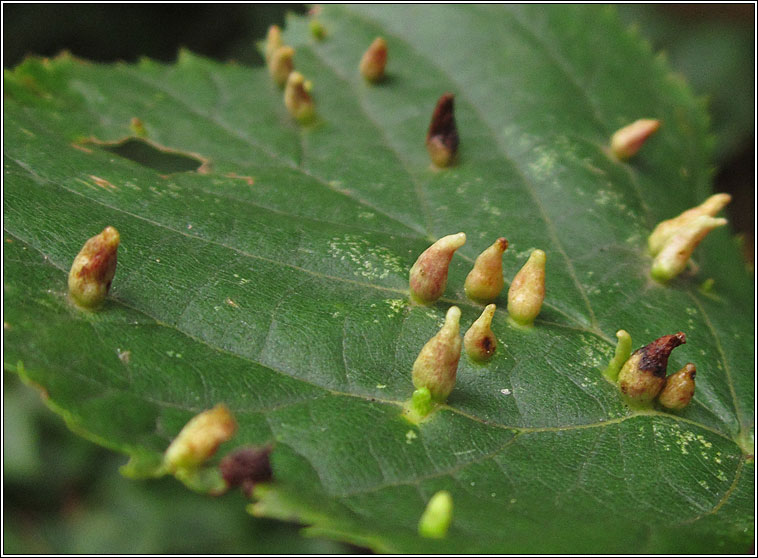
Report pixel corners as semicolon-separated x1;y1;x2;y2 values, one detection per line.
327;234;404;280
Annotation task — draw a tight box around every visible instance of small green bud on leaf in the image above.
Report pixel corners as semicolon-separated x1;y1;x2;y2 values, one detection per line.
618;332;686;407
426;93;459;167
699;278;716;296
68;226;120;309
264;25;283;64
359;37;388;83
309;19;326;40
284;71;315;123
507;249;546;326
268;45;294;87
129;117;147;138
409;232;466;304
410;387;433;418
164;404;237;472
464;304;498;362
603;329;632;383
412;306;462;402
648;193;731;256
464;237;508;303
418;490;453;539
610;118;660;160
650;215;727;283
658;363;696;410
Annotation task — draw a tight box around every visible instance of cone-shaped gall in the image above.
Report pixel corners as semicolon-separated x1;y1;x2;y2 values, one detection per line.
412;306;462;402
359;37;388;83
658;363;696;410
164;404;237;472
409;232;466;304
618;332;686;406
507;249;546;326
426;93;459;167
611;118;660;160
269;45;294;87
68;226;120;309
418;490;453;539
464;304;498;362
264;25;283;65
464;237;508;303
648;193;731;257
284;71;315;123
650;216;727;283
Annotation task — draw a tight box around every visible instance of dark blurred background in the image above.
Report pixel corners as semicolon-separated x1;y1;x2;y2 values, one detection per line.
3;3;754;554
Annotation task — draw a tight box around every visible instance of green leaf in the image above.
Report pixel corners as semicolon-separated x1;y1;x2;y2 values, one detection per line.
4;5;753;553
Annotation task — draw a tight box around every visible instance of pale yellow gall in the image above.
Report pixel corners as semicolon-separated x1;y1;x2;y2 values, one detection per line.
268;45;294;87
610;118;660;160
650;215;727;283
359;37;387;83
464;237;508;303
264;25;283;65
648;193;731;257
129;117;147;138
507;249;545;326
658;363;696;410
164;404;237;472
284;71;315;123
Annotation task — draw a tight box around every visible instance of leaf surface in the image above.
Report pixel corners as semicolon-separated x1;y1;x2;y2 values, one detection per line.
4;5;753;553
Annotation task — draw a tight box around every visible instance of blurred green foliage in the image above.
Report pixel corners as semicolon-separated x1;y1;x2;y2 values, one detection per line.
3;4;306;68
3;372;354;554
617;4;754;162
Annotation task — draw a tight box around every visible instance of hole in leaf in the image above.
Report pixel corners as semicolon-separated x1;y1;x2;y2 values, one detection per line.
99;138;207;174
